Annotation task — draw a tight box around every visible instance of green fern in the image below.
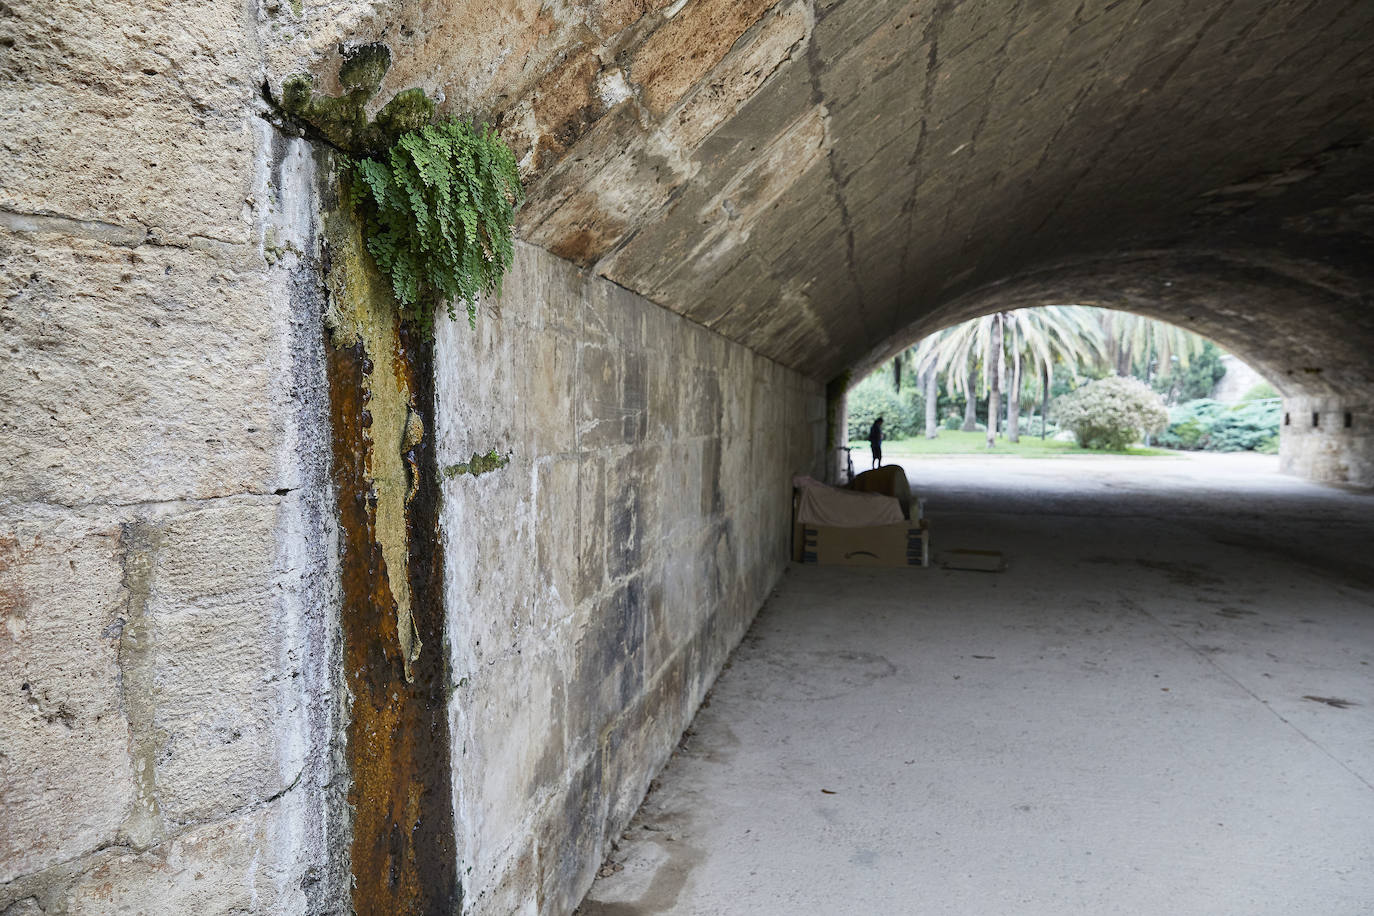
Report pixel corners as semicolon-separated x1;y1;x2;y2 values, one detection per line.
349;121;524;331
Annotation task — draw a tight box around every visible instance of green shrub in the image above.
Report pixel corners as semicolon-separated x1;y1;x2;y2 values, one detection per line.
350;120;523;332
1018;417;1060;438
847;372;924;440
1243;381;1279;401
1157;398;1281;452
1210;400;1282;451
1053;376;1169;450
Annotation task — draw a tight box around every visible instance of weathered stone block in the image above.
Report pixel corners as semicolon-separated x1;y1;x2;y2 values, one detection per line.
155;502;280;605
629;0;779;117
0;230;279;506
0;511;134;883
147;597;288;826
577;343;625;451
462;650;568;870
657;0;810;152
0;1;257;242
535;459;581;612
535;752;605;916
60;797;309;914
524;329;579;457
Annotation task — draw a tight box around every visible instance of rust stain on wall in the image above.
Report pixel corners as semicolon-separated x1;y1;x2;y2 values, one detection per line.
325;185;458;915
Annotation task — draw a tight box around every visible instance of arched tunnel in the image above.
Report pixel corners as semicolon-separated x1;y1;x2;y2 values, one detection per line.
1;0;1372;914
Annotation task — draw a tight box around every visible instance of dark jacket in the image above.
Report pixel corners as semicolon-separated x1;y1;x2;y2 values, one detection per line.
867;421;883;444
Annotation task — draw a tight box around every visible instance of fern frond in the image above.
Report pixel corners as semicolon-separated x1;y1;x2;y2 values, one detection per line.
347;118;523;336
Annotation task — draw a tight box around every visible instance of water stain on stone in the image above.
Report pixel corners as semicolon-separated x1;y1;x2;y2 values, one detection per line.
324;184;457;914
1216;608;1258;619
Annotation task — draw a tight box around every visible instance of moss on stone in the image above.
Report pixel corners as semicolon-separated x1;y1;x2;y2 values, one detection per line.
374;88;437;140
339;43;391;94
441;450;510;479
279;72;376;153
277;44;433;157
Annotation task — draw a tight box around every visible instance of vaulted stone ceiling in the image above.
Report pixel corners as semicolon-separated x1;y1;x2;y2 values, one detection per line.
280;0;1374;390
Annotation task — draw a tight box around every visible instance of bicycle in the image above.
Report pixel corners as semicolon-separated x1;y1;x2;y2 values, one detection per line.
837;446;855;486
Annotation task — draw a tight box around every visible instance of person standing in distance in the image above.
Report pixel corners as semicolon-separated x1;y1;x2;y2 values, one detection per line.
867;416;884;469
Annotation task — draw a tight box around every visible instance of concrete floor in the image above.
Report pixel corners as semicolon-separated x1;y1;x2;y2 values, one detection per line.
577;453;1374;915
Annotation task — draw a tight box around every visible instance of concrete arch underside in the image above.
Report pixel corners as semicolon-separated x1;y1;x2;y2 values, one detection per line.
274;0;1374;485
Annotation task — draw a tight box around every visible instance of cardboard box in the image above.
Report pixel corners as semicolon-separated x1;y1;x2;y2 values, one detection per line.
800;520;930;568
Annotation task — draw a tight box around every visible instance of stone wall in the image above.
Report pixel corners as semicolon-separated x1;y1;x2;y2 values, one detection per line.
1280;396;1374;489
1211;354;1269;405
434;243;825;914
0;126;344;916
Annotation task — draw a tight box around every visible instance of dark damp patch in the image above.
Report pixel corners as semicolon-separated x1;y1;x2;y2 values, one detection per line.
328;328;459;915
1215;608;1258;619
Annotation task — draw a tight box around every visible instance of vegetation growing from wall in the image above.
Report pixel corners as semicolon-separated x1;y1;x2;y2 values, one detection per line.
1053;376;1169;450
441;449;511;479
275;43;524;335
350;123;524;331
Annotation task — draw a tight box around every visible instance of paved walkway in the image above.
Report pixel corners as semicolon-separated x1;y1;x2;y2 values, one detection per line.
578;453;1374;915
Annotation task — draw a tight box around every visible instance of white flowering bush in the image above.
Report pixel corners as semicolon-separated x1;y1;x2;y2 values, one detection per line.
1053;376;1169;450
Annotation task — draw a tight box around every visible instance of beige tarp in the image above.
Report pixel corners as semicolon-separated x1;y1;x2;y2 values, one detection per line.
793;476;904;528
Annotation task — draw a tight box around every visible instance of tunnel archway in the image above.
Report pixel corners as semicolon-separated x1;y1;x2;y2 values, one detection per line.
268;0;1374;487
848;246;1373;484
13;1;1374;914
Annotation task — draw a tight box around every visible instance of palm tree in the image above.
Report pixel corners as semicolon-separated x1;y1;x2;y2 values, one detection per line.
986;312;1004;448
1002;306;1106;442
911;306;1105;445
911;315;998;440
1098;311;1206;381
923;364;939;439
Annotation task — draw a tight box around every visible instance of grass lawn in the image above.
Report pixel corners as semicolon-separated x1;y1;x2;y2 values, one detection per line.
848;429;1176;458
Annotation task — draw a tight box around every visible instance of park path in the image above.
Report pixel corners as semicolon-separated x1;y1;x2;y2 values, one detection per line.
578;453;1374;915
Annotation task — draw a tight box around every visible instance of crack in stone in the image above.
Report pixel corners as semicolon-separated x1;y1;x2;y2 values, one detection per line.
0;206;244;252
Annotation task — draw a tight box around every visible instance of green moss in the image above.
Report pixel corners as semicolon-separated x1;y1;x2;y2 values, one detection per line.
338;42;390;93
279;72;375;152
374;88;437;139
441;450;510;479
276;44;433;157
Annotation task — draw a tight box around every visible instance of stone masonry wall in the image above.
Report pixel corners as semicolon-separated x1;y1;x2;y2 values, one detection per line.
2;0;826;909
1280;396;1374;490
434;243;826;915
1;2;349;910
